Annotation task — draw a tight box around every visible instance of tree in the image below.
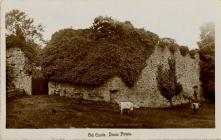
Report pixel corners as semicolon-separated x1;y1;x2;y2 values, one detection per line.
90;16;159;46
6;9;45;45
179;46;189;56
157;56;183;106
198;22;215;102
91;16;134;40
6;9;44;66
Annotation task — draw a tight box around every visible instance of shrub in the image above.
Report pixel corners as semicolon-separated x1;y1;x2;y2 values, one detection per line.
156;56;183;106
179;46;189;56
189;49;197;59
168;44;178;53
198;22;215;102
159;38;178;53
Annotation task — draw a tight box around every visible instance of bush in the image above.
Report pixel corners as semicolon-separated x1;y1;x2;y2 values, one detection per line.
168;44;178;53
179;46;189;56
159;38;178;53
189;49;197;59
199;48;215;101
198;22;215;102
156;56;183;106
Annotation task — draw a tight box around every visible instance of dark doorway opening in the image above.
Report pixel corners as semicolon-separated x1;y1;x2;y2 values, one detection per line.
32;77;48;95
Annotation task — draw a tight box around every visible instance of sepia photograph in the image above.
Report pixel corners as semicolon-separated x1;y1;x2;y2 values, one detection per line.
1;0;220;139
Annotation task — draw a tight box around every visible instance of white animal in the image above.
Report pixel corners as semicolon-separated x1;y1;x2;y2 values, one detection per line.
191;102;200;112
118;101;139;114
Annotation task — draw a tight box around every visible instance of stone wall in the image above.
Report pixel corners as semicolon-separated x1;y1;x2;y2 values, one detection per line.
48;45;201;108
6;47;32;95
49;76;132;103
132;46;201;107
48;81;111;102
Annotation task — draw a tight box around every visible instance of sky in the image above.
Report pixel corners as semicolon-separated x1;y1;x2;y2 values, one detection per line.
3;0;220;49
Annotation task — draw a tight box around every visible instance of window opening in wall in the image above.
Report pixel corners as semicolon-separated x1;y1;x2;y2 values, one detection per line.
110;89;119;102
110;89;118;93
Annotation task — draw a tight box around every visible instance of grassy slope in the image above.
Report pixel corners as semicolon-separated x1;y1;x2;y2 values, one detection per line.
7;95;215;128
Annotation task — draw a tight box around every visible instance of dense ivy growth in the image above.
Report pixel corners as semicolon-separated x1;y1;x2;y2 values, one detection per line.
6;35;39;63
179;46;189;56
198;22;215;102
156;56;183;106
159;37;179;53
189;49;198;59
41;16;159;87
6;64;14;89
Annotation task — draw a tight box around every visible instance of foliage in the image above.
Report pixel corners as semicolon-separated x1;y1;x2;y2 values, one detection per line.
6;9;45;45
6;10;43;67
159;37;179;53
189;49;198;59
156;56;183;106
198;22;215;102
6;30;39;64
168;44;178;53
6;64;14;90
179;46;189;56
41;16;159;87
158;38;174;49
91;16;159;45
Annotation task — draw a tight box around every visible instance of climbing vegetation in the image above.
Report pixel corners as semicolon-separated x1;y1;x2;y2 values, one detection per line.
159;37;179;53
189;49;198;59
156;56;183;106
41;16;159;87
198;22;215;102
179;46;189;56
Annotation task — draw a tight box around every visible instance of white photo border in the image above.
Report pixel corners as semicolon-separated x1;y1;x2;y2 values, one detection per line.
1;0;221;139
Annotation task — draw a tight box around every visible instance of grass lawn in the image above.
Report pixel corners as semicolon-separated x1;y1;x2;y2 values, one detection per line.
6;95;215;128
